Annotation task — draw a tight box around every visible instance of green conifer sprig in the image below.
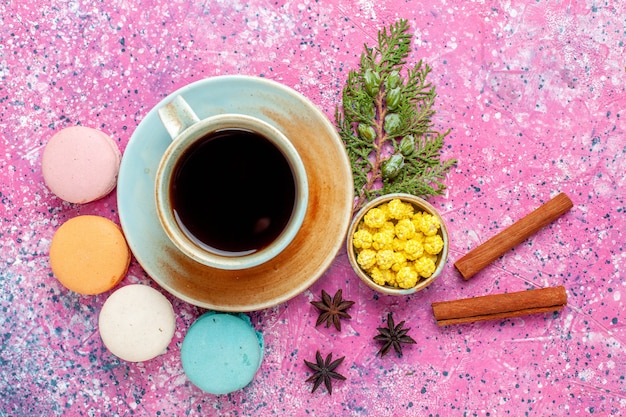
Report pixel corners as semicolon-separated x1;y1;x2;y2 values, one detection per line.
336;19;456;214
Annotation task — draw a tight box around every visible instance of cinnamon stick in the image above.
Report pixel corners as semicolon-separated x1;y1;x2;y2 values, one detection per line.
431;286;567;326
455;192;573;280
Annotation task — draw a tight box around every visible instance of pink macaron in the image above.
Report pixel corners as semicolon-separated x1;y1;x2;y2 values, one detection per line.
42;126;122;204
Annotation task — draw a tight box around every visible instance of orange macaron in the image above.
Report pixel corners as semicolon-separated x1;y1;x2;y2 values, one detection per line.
50;215;131;295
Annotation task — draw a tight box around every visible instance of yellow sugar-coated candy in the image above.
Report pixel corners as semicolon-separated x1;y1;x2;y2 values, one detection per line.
363;207;387;228
353;229;373;250
423;252;439;263
413;231;426;242
395;218;416;240
357;249;377;271
414;256;436;278
387;199;414;220
381;221;395;233
369;267;386;286
376;249;395;270
391;251;407;272
404;239;424;261
370;267;397;287
392;238;406;252
424;234;444;255
383;269;398;287
418;213;440;236
372;231;394;251
396;266;418;289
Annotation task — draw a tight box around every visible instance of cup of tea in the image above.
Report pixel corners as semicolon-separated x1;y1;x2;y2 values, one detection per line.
155;95;308;270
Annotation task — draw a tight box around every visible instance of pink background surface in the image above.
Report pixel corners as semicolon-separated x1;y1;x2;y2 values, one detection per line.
1;0;625;415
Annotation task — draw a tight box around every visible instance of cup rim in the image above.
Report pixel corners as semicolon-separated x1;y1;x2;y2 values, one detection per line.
155;113;308;270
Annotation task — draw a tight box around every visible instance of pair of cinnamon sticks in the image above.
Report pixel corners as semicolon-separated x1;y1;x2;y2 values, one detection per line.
432;193;573;326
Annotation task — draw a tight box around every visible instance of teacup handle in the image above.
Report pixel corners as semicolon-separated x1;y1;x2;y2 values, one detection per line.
157;95;201;140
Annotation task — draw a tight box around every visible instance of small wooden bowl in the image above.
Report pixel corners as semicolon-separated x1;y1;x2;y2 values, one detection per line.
347;193;449;295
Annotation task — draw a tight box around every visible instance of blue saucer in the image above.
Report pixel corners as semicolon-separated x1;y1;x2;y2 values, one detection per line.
117;75;354;312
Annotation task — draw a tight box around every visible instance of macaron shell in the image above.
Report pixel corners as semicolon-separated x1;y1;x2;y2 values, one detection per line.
181;312;264;395
99;284;176;362
49;215;130;295
42;126;122;204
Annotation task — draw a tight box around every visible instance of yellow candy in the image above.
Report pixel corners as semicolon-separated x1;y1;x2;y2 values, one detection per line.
353;229;373;250
404;239;424;261
387;198;414;220
363;207;387;228
369;267;386;286
372;231;394;251
424;234;444;255
413;231;425;242
395;218;416;240
383;268;397;287
391;251;408;272
396;266;418;289
357;249;377;271
423;252;439;263
414;256;436;278
376;249;395;270
418;213;440;236
381;221;395;233
392;238;406;252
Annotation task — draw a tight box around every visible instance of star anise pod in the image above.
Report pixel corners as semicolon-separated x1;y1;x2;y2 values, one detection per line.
304;350;347;395
310;289;355;332
374;312;417;357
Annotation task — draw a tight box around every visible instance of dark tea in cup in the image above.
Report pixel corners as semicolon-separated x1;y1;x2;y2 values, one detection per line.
155;96;308;270
170;128;296;256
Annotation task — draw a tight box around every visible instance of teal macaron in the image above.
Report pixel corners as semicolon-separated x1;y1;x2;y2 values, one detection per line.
181;312;264;395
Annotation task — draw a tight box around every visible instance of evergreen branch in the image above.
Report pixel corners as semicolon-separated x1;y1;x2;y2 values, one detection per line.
336;19;457;214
